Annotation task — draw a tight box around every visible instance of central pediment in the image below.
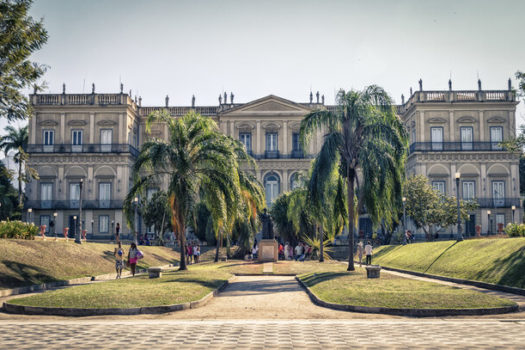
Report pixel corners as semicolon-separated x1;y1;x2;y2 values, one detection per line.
221;95;311;116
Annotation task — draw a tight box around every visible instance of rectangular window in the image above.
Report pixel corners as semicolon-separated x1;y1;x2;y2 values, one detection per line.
411;128;416;143
72;129;83;152
239;133;252;152
431;127;443;151
460;127;473;151
99;183;111;208
292;133;301;151
432;181;445;195
69;183;80;208
496;214;505;233
492;181;505;207
99;215;109;234
462;181;475;200
490;126;503;150
41;183;53;209
100;129;112;152
40;215;50;233
43;130;54;152
266;133;278;151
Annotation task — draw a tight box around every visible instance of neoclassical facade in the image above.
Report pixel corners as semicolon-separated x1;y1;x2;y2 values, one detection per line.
25;81;520;238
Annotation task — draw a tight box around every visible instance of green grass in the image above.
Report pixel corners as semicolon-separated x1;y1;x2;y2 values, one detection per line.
299;269;516;309
0;240;179;289
9;263;231;309
373;238;525;288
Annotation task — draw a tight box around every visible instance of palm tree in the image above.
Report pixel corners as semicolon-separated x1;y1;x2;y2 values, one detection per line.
0;125;38;208
125;110;249;270
300;86;407;271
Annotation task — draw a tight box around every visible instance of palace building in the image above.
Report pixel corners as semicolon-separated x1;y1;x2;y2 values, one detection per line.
25;80;520;239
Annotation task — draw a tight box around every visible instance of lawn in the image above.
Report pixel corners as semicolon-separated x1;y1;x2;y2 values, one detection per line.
8;263;231;309
0;240;179;289
372;238;525;288
299;269;516;309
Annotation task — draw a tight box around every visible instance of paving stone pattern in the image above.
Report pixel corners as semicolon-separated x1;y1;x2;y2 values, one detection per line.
1;319;525;349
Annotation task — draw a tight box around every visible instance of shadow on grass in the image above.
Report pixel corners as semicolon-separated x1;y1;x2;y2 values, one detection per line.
475;246;525;288
300;272;352;288
0;260;59;289
373;245;400;259
423;241;458;273
160;277;225;289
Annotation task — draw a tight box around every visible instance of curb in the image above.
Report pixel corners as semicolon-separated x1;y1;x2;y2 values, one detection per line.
3;275;235;316
295;276;519;317
378;265;525;297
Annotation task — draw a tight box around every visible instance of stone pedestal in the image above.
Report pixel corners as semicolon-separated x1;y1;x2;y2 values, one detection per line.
365;265;381;278
148;267;163;278
258;239;278;262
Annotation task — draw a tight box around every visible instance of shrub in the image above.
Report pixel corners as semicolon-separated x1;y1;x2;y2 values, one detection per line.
0;220;39;240
504;223;525;237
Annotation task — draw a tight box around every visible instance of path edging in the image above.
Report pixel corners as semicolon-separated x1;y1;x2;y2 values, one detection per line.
295;276;518;317
3;276;235;316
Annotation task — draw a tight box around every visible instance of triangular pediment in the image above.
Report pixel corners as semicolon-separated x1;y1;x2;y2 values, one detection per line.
222;95;311;115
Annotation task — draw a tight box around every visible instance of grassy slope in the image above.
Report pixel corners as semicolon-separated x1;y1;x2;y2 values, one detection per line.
9;263;231;308
0;240;179;289
373;238;525;288
299;269;515;309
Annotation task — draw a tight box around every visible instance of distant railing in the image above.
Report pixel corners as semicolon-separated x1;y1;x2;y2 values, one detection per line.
25;200;124;210
139;106;219;117
290;149;304;158
264;150;280;159
474;198;521;208
26;144;139;157
409;142;505;153
33;93;130;106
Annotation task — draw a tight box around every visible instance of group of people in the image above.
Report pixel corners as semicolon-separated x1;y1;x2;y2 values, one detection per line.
284;242;311;261
186;241;201;264
113;242;142;278
356;240;373;266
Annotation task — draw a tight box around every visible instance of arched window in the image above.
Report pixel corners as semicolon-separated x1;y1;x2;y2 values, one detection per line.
290;172;302;190
264;173;280;208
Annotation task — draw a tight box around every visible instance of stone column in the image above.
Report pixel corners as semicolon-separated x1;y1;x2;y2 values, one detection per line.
449;111;454;142
480;164;487;195
230;121;235;138
88;166;94;200
60;113;65;143
89;113;95;143
31;113;37;144
256;120;261;154
283;169;289;192
479;111;485;141
119;113;125;144
283;121;288;155
419;111;425;142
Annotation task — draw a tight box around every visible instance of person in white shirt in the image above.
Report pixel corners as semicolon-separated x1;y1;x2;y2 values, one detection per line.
364;241;373;265
357;241;364;267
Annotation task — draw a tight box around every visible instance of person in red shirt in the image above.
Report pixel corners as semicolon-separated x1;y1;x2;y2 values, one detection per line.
278;243;284;260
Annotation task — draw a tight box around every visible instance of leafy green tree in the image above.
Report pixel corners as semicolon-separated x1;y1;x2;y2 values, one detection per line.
0;161;19;220
141;191;171;245
192;202;210;242
301;86;407;270
270;193;298;245
125;110;248;270
0;125;38;207
405;175;478;240
0;0;48;121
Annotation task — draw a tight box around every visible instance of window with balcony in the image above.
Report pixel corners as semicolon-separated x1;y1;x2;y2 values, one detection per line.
265;132;279;158
492;181;505;207
490;126;503;150
43;130;54;152
100;129;112;152
99;182;111;208
41;183;52;208
462;181;475;200
432;181;445;195
239;133;252;153
460;127;473;150
264;173;280;208
430;127;443;151
291;133;303;158
72;129;83;152
99;215;109;234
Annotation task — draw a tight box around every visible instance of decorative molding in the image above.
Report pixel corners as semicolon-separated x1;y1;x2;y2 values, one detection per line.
38;120;59;127
235;122;256;130
487;116;506;123
261;122;281;130
457;116;476;123
427;117;447;124
97;120;117;126
67;120;88;127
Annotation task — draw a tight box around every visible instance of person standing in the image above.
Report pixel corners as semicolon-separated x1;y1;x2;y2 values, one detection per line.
128;242;139;276
364;241;373;265
114;242;124;279
284;242;290;260
357;241;364;267
115;222;120;243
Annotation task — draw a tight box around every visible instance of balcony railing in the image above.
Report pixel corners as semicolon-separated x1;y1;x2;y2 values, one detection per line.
474;198;521;209
290;149;304;158
409;142;505;153
26;144;139;157
264;150;280;159
25;200;124;210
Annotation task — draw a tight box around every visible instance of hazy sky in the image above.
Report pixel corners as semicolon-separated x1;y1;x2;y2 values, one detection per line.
11;0;525;130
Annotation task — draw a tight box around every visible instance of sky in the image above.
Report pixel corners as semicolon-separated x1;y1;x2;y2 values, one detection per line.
6;0;525;133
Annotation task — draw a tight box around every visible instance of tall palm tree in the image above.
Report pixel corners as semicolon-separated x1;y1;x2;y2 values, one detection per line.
125;110;247;270
300;85;407;271
0;125;38;208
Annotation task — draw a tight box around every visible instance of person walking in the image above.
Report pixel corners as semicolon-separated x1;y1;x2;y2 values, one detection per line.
193;243;199;263
364;241;373;265
114;242;124;279
128;242;139;276
357;241;364;267
187;243;193;265
115;222;120;243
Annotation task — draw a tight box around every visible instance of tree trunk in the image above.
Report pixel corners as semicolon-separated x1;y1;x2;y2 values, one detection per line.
159;211;166;245
319;224;324;262
178;220;187;270
18;161;23;208
346;174;355;271
214;229;221;263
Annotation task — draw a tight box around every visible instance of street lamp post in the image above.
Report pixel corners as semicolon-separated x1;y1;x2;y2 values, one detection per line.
27;208;32;224
75;179;84;244
91;219;94;237
53;212;58;239
73;215;77;238
134;197;139;244
512;205;516;224
402;196;407;244
487;210;491;235
455;172;463;242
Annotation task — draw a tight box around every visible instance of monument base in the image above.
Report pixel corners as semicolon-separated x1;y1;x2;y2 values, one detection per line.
258;239;278;262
